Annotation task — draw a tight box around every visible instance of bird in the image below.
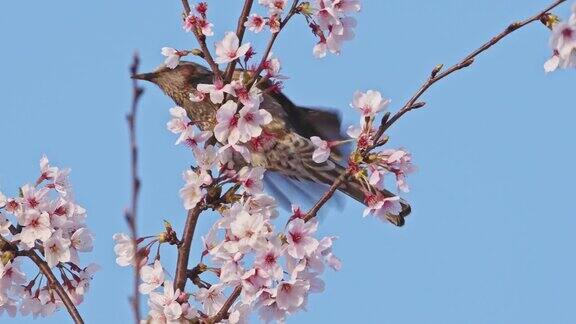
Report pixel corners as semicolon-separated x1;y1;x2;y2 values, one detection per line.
133;61;411;226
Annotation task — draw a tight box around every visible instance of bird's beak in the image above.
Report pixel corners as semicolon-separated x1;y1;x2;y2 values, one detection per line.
131;72;156;81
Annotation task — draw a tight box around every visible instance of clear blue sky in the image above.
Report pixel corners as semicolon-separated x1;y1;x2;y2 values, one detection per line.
1;0;575;323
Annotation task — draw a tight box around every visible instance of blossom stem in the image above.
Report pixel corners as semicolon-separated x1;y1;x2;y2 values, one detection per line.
174;204;206;292
224;0;255;84
376;0;568;139
245;0;300;90
25;249;85;324
126;53;145;324
181;0;223;79
303;169;352;222
2;233;83;324
207;285;242;324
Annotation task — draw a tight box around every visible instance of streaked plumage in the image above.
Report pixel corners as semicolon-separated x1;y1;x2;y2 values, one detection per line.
134;61;410;226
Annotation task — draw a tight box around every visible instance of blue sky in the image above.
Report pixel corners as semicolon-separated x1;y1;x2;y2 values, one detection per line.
1;0;575;323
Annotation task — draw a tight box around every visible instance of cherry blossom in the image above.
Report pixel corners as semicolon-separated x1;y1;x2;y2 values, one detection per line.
214;100;242;145
148;280;183;322
285;218;319;259
238;104;273;142
139;260;165;294
244;13;266;33
351;89;390;118
194;283;226;316
113;232;135;267
259;0;288;14
18;210;53;249
215;32;251;64
180;169;211;210
310;136;331;163
237;166;266;194
197;80;235;104
43;230;71;267
161;47;183;69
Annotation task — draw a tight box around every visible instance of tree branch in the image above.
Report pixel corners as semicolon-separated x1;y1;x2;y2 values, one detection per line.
378;0;567;136
245;0;300;89
224;0;255;83
207;286;242;324
174;204;206;292
305;0;568;222
126;53;144;324
25;250;85;324
181;0;223;79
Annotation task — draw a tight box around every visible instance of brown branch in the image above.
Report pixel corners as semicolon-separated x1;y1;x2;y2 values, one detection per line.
26;250;85;324
180;0;223;79
126;53;144;324
207;286;242;324
378;0;567;136
2;234;84;324
174;204;206;292
224;0;255;83
304;0;568;222
181;0;191;15
245;0;300;89
304;170;351;222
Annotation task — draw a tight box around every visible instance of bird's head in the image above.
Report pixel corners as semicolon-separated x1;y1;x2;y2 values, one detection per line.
132;61;212;101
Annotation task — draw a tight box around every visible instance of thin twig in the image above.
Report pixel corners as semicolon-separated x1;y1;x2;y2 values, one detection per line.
303;170;351;221
224;0;255;83
305;0;567;222
126;53;145;324
174;204;206;292
245;0;300;89
0;235;85;324
181;0;223;79
207;286;242;324
26;250;85;324
377;0;567;136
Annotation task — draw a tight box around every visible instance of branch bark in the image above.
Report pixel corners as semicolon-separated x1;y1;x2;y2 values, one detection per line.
224;0;255;83
174;204;206;292
126;53;144;324
207;286;242;324
378;0;567;136
305;0;568;222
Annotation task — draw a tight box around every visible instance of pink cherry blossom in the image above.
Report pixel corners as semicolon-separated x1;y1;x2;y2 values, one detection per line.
180;170;210;210
194;283;226;316
113;232;135;267
197;80;235;104
310;136;331;163
363;194;402;222
39;155;58;181
161;47;183;69
259;0;287;14
244;13;266;33
43;230;71;267
139;260;165;294
214;100;242;145
149;280;183;322
215;31;251;64
238;104;273;142
274;279;310;311
237;166;266;194
351;89;390;118
166;106;190;136
285;219;319;259
18;210;53;249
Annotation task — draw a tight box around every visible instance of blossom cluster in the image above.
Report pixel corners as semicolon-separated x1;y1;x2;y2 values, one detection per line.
309;89;416;220
544;3;576;72
114;137;341;322
0;156;97;318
